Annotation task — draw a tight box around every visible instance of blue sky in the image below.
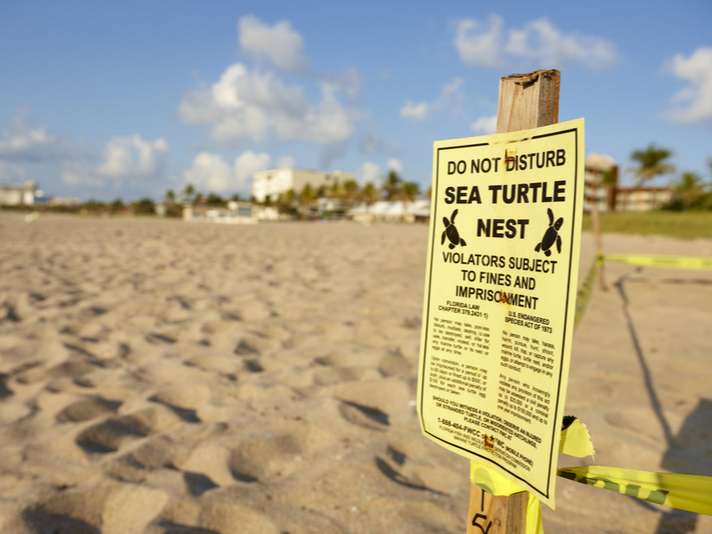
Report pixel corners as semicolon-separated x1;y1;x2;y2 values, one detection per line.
1;0;710;202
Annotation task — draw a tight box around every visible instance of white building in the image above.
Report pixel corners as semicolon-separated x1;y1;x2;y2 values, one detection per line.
348;200;431;224
252;168;354;203
584;154;673;213
0;181;38;206
584;154;618;213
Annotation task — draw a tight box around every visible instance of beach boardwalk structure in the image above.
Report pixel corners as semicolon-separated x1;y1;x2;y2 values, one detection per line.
417;71;585;529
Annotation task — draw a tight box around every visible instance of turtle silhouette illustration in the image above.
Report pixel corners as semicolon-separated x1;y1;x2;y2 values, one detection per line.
441;209;466;249
535;208;563;257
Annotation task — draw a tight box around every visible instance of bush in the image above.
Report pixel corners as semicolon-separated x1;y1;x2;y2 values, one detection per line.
131;198;155;215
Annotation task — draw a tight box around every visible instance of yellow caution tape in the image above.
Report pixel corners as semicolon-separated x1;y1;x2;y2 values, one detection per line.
558;466;712;516
559;418;595;458
573;253;603;331
471;461;524;497
605;254;712;271
471;414;712;534
556;418;712;516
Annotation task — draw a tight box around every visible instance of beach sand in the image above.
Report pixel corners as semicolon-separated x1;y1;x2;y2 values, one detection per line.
0;212;710;534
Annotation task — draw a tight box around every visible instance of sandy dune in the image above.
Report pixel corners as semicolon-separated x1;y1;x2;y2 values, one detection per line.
0;212;710;533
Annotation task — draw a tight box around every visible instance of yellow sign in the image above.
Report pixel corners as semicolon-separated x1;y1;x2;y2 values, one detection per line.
417;119;585;509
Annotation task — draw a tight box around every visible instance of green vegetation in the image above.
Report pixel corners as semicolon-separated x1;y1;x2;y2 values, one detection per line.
629;144;675;186
263;170;424;220
582;211;712;240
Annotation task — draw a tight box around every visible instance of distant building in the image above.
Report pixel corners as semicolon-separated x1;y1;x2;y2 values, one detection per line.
252;168;354;203
584;154;672;212
46;197;81;207
615;187;673;212
183;200;256;224
0;181;38;206
348;200;431;224
584;154;618;213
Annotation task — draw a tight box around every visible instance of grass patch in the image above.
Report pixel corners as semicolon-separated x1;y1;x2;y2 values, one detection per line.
581;211;712;240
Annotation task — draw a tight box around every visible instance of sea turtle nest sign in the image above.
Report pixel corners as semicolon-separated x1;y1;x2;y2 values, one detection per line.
417;119;585;509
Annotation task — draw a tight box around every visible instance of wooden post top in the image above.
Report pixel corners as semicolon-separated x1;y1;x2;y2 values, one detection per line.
497;69;560;133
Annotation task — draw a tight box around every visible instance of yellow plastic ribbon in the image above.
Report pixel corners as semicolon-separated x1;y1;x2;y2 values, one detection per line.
558;466;712;516
471;416;712;533
559;417;595;458
604;254;712;271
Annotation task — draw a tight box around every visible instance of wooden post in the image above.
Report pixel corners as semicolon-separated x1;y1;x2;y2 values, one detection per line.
590;198;608;291
466;69;560;534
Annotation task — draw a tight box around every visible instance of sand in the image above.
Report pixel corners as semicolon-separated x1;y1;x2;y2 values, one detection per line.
0;212;710;534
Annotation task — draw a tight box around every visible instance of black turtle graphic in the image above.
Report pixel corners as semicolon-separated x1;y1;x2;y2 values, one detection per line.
535;208;563;256
442;209;466;249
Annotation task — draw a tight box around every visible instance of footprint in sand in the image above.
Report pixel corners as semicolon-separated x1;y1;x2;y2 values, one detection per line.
0;373;12;399
337;400;389;431
76;414;154;454
56;397;122;423
75;407;180;454
234;340;259;356
183;471;220;497
149;384;213;424
374;446;448;495
149;396;201;423
243;359;263;373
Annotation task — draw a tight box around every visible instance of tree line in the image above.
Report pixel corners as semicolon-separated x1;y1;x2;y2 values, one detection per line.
259;170;424;219
9;148;711;216
628;144;712;211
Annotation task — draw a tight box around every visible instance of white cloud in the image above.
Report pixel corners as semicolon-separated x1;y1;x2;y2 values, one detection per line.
183;150;278;194
453;15;506;69
505;18;618;70
234;150;271;183
59;134;169;188
664;47;712;123
387;158;402;173
401;77;465;121
453;16;618;71
333;67;364;100
355;161;381;185
276;155;296;168
183;152;235;193
471;115;497;134
61;161;105;188
239;15;308;73
401;100;429;120
0;110;75;163
0;161;26;182
178;62;361;146
97;135;169;178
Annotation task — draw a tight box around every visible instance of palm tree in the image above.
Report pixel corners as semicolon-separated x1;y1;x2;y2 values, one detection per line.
600;167;618;211
382;170;402;200
276;189;298;217
182;183;195;204
360;182;378;205
399;181;420;202
675;171;703;211
629;144;675;187
165;189;176;203
342;179;359;204
300;183;316;219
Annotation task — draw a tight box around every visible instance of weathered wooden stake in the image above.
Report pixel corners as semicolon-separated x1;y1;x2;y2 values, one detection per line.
465;69;560;534
590;199;608;291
